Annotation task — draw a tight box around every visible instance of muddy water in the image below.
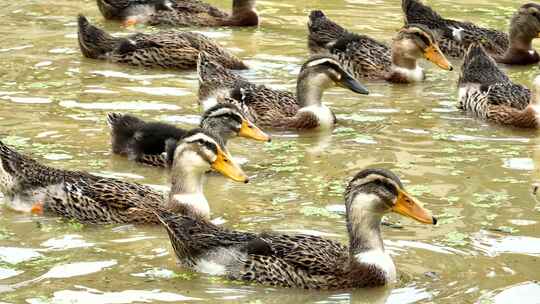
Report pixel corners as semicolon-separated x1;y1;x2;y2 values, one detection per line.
1;0;540;303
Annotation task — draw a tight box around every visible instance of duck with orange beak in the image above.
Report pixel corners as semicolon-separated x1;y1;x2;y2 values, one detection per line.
308;10;453;83
154;168;437;289
108;103;270;168
0;129;248;224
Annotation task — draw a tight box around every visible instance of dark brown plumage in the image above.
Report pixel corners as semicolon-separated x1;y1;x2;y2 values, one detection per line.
458;44;539;128
308;10;452;83
197;53;369;130
155;168;436;289
78;15;246;70
402;0;540;65
96;0;259;27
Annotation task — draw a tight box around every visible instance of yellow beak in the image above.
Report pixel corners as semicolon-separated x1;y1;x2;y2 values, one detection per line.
392;189;437;225
424;45;453;71
239;119;271;142
211;146;249;183
537;32;540;38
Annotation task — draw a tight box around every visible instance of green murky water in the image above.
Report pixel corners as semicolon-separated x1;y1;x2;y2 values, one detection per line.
1;0;540;303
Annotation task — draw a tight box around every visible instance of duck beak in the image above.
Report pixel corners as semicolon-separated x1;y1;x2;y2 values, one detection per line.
392;189;437;225
337;72;370;95
423;44;453;71
211;146;249;183
239;119;271;142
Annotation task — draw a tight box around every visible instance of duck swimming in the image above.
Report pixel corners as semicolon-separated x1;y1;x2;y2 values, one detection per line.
107;104;270;168
308;10;453;83
154;168;437;289
197;53;369;130
96;0;259;27
403;0;540;65
0;130;247;224
77;15;246;70
458;44;539;128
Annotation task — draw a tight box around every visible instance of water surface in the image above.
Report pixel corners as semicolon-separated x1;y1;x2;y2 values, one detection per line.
1;0;540;303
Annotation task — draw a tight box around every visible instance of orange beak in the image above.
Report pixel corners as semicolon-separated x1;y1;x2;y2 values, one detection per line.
424;44;453;71
392;189;437;225
239;119;271;142
211;146;249;183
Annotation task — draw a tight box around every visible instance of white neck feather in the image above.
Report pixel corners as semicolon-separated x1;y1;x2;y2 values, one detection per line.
172;193;210;218
391;65;424;82
354;250;396;283
298;104;335;130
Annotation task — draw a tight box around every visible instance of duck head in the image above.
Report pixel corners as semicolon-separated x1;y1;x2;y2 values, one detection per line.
393;24;453;71
345;168;437;226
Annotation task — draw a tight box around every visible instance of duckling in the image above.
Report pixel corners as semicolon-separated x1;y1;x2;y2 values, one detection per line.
458;44;539;128
97;0;259;27
0;129;247;224
107;104;270;168
403;0;540;65
197;53;369;130
308;11;453;83
154;168;437;289
77;15;246;70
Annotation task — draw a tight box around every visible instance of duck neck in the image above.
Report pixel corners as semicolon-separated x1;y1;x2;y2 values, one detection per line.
501;24;540;64
508;23;535;53
296;75;325;108
388;51;423;83
346;193;396;283
347;201;385;256
167;157;210;218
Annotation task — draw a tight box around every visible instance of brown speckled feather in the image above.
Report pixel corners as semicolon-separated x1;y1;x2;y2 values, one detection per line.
154;209;386;289
78;15;246;70
0;140;165;224
402;0;510;59
458;44;537;128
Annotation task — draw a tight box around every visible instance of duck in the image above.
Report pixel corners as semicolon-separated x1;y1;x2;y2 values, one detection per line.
154;168;437;289
77;15;246;70
197;53;369;130
402;0;540;65
308;10;453;83
107;103;270;168
0;129;247;224
96;0;259;27
458;43;539;128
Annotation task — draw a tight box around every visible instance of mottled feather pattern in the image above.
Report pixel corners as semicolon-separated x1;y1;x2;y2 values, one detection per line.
228;85;304;129
78;16;246;70
402;0;509;58
143;0;258;27
0;140;166;224
155;209;388;289
330;34;392;80
307;10;347;53
308;11;392;80
458;44;535;128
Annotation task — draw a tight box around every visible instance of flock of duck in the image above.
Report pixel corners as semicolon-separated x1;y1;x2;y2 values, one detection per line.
1;0;539;290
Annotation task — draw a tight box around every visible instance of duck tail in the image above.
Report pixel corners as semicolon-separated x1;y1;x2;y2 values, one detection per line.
307;10;347;53
197;52;247;105
524;76;540;129
459;43;509;86
106;113;145;155
402;0;446;28
0;141;25;177
77;14;119;59
230;0;259;26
